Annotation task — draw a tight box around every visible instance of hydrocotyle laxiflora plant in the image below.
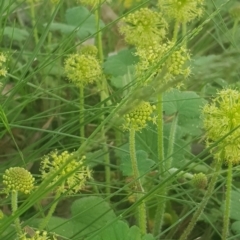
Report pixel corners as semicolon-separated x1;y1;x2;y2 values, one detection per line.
180;88;240;240
122;101;156;235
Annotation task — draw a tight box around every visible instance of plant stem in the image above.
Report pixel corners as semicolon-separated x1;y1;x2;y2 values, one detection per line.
79;86;85;144
29;0;39;45
232;19;239;38
182;21;187;48
222;162;232;240
39;189;61;231
166;113;178;171
94;4;111;197
179;160;222;240
153;94;165;236
153;113;178;236
11;191;22;236
157;93;165;175
129;128;147;235
173;21;180;42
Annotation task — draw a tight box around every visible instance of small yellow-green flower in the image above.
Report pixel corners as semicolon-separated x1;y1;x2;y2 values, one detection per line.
192;173;208;189
135;41;190;85
40;150;91;194
64;53;102;87
158;0;205;23
0;52;7;77
20;230;56;240
3;167;35;194
229;3;240;20
119;8;167;47
120;0;141;9
123;101;156;131
203;89;240;165
78;0;111;7
80;45;98;57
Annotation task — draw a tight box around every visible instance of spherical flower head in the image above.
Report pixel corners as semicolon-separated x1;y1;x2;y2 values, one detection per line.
40;150;91;194
64;53;102;87
135;41;190;86
119;8;168;47
122;101;156;131
51;0;60;4
158;0;204;23
3;167;35;194
80;45;98;57
0;52;7;77
192;172;208;189
229;3;240;20
202;89;240;165
122;0;141;9
78;0;111;7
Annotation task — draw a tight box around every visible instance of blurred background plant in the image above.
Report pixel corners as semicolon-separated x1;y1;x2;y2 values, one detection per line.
0;0;240;239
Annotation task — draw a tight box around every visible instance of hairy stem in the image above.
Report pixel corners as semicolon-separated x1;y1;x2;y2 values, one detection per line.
129;128;147;235
11;191;22;236
179;160;222;240
222;162;232;239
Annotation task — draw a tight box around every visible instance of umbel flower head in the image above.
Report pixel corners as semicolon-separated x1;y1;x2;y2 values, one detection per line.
0;52;7;77
3;167;35;194
203;89;240;165
64;52;102;88
119;8;168;47
21;230;56;240
40;150;91;194
123;101;156;131
158;0;205;23
135;41;190;86
78;0;111;7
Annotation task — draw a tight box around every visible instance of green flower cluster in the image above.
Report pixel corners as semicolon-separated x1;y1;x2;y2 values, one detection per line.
229;3;240;20
192;173;208;189
123;101;156;131
136;42;190;85
120;8;167;47
0;52;7;77
78;0;111;7
40;150;91;194
64;50;102;88
203;89;240;165
158;0;205;23
21;230;56;240
3;167;35;194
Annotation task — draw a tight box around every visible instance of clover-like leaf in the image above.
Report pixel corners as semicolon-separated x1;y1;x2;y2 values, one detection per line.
120;150;155;176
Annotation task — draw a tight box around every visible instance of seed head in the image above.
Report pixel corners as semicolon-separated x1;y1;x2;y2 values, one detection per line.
64;53;102;87
40;150;91;194
158;0;205;23
203;89;240;165
119;8;167;47
3;167;35;194
123;101;156;131
192;173;208;189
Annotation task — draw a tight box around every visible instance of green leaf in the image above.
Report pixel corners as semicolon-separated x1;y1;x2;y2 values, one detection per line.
71;196;116;237
29;217;75;238
109;67;135;89
227;190;240;221
3;27;29;41
163;89;207;136
103;49;138;77
89;220;155;240
65;6;104;39
120;150;155;176
231;221;240;235
163;89;205;118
